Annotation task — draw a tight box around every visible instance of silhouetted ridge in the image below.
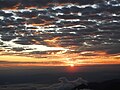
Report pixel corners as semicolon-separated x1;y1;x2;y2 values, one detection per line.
73;79;120;90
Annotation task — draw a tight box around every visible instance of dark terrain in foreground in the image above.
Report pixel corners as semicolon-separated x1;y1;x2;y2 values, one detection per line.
0;79;120;90
73;79;120;90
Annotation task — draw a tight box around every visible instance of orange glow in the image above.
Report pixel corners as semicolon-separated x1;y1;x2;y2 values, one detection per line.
44;37;61;47
31;39;41;44
66;66;80;73
0;50;120;67
25;6;38;9
70;64;74;67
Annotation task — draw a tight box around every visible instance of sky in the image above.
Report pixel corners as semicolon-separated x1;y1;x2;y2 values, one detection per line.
0;0;120;67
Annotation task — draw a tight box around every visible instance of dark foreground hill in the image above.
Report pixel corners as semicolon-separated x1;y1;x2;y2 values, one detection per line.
0;78;120;90
73;79;120;90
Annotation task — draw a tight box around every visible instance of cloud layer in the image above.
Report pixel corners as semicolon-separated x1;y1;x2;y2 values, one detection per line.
0;0;120;65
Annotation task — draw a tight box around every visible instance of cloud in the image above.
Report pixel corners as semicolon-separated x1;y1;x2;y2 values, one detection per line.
86;44;120;54
0;0;105;9
39;77;88;90
0;0;120;60
0;37;68;53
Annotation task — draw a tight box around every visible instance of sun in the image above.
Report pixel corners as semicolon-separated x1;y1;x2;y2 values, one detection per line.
70;64;74;67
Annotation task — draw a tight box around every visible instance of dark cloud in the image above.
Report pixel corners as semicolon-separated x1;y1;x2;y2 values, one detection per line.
0;0;120;56
0;0;18;9
106;45;120;54
0;0;105;9
85;44;120;54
